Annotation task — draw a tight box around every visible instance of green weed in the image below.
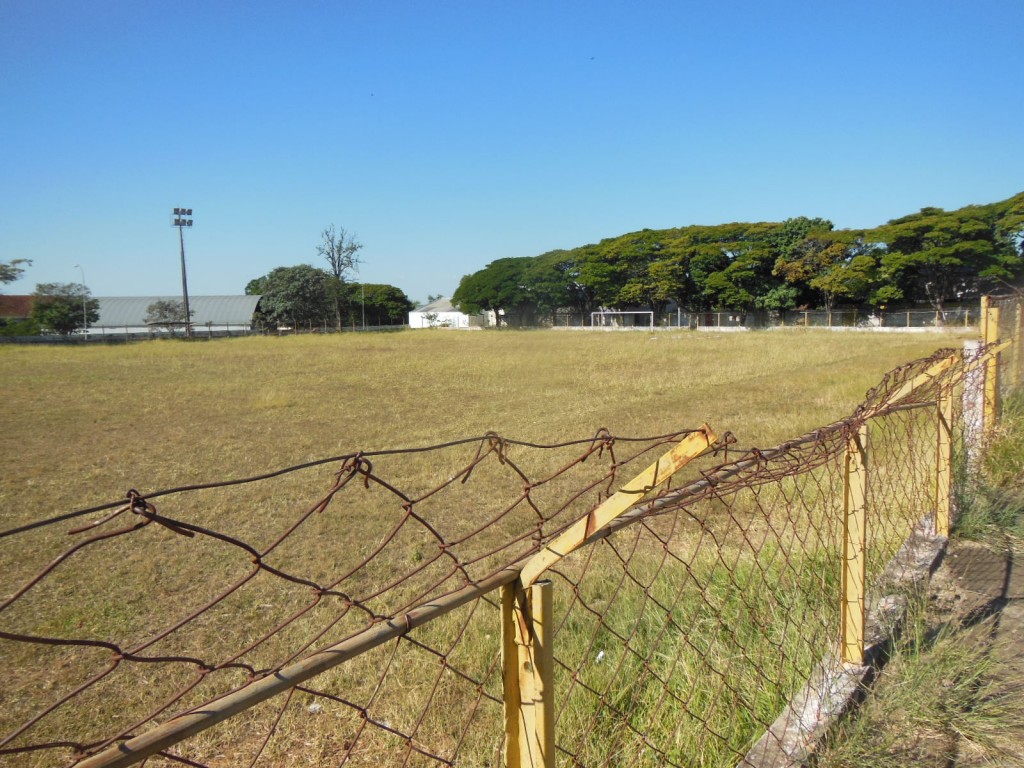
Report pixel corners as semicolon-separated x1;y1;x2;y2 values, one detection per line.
816;598;1024;768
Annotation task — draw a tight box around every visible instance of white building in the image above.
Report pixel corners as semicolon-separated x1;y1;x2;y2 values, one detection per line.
408;297;484;329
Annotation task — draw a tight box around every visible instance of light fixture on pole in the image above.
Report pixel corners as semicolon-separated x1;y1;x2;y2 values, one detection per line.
73;263;88;339
171;208;193;338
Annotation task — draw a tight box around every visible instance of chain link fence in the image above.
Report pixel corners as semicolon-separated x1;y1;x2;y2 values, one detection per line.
986;293;1024;396
551;307;977;331
0;336;1010;767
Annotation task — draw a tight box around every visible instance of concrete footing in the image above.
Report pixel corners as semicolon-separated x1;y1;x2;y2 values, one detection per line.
739;516;947;767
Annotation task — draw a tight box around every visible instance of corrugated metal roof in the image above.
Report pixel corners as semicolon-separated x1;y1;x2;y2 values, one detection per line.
413;297;457;313
95;296;262;327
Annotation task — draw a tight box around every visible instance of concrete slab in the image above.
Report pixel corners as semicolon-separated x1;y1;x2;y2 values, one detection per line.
945;546;1016;597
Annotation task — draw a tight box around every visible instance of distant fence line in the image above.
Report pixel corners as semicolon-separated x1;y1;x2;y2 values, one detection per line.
0;323;410;344
553;306;977;331
1;296;1022;768
0;308;980;343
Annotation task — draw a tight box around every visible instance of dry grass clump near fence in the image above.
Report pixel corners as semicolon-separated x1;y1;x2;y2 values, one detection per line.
0;329;973;767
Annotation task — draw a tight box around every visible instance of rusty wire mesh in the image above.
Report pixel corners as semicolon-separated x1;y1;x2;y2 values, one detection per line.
988;292;1024;395
0;348;983;768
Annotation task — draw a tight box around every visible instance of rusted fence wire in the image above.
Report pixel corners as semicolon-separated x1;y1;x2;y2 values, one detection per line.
986;292;1024;398
0;342;1007;768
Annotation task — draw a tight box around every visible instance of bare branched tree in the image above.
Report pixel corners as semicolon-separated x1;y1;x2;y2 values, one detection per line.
317;224;363;330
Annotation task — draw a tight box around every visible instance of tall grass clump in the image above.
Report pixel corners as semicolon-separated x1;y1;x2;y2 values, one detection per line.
816;596;1024;767
954;387;1024;541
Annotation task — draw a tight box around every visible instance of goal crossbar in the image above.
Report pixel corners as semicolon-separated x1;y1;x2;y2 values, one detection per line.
589;310;655;329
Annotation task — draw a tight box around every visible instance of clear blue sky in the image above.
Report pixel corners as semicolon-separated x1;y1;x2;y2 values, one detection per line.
2;1;1022;305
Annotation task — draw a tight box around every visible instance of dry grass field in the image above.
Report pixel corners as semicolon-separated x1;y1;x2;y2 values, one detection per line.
0;328;973;511
0;328;974;767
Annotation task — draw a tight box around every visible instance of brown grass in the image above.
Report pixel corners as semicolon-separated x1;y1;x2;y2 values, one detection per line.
0;329;971;505
0;328;972;766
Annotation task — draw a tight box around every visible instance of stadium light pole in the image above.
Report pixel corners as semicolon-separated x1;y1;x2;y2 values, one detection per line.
73;263;88;339
172;208;193;338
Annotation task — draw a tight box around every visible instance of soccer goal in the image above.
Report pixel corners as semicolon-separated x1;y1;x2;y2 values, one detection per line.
589;310;655;330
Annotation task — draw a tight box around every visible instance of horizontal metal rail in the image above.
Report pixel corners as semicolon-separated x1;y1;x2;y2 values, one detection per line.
75;567;522;768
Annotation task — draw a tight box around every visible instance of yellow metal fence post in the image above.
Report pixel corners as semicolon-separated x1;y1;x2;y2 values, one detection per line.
502;580;555;768
502;427;715;767
502;583;524;768
841;423;868;665
1014;301;1023;388
936;385;953;537
983;302;1001;434
532;581;555;768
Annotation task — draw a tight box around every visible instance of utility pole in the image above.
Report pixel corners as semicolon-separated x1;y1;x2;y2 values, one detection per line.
73;263;88;339
172;208;193;338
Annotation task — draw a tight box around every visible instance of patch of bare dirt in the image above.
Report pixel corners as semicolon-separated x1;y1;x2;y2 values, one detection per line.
928;538;1024;766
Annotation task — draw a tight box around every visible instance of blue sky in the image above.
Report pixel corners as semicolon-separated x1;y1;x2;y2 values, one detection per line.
2;1;1022;305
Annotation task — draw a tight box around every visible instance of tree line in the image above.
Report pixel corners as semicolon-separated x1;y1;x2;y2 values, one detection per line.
0;223;415;336
245;223;413;330
245;266;413;330
452;192;1024;325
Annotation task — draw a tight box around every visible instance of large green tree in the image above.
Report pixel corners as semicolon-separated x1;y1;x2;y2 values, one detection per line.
570;246;623;314
247;265;334;330
697;223;781;312
611;234;674;313
774;228;878;313
995;192;1024;259
876;204;1023;313
344;283;414;326
644;257;687;310
31;282;99;335
453;257;542;326
522;253;574;318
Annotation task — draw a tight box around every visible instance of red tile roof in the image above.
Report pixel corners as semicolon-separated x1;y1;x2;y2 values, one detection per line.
0;295;35;318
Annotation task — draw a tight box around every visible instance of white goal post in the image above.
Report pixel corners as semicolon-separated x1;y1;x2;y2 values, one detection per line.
589;310;655;330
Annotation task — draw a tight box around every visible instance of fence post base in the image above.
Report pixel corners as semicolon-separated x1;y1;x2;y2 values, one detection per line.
502;580;555;768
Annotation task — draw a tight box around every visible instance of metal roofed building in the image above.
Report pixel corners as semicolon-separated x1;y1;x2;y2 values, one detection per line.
0;295;35;320
408;297;490;329
90;295;263;337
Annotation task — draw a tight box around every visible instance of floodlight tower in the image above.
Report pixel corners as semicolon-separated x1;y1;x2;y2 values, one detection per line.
73;263;88;338
172;207;193;338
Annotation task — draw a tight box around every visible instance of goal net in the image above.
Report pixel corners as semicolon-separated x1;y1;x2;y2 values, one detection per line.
589;310;655;330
